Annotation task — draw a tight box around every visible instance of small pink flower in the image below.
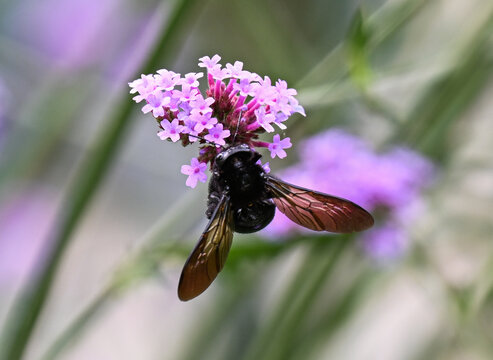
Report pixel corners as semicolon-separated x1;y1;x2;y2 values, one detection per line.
166;92;181;112
256;159;270;173
273;113;288;130
190;95;214;114
293;104;306;116
205;124;230;146
254;107;275;133
268;134;292;159
225;61;244;78
158;119;184;142
141;90;170;117
176;85;199;102
253;76;277;106
275;80;297;97
272;96;294;116
182;116;199;140
208;65;229;81
181;158;208;188
129;74;157;103
198;55;221;70
234;78;255;97
180;72;203;88
191;111;217;133
155;70;181;91
241;70;262;83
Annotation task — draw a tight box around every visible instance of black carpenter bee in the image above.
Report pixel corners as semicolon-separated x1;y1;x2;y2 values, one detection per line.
178;144;374;301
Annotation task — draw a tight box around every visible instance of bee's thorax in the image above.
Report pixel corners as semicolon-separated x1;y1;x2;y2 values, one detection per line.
206;146;275;233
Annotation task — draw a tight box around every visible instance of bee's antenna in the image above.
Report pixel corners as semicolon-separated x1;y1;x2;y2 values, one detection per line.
187;133;226;150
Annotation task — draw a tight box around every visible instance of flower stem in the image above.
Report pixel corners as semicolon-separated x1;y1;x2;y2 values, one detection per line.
288;271;376;360
39;288;113;360
39;188;203;360
0;0;203;359
242;237;349;360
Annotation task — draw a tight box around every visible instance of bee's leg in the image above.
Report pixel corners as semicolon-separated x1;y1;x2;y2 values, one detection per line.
206;192;221;219
206;174;222;219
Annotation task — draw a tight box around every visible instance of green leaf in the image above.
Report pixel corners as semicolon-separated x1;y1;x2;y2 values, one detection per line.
347;9;373;89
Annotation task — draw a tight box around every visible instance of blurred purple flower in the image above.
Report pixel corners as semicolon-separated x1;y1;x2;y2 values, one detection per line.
0;189;57;285
360;223;408;262
8;0;122;69
8;0;163;81
262;129;434;261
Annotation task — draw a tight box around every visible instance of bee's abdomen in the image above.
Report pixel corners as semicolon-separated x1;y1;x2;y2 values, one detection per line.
233;199;275;233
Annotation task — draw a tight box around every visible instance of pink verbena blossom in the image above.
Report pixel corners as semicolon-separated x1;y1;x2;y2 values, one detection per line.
158;119;184;142
180;158;208;188
225;61;244;78
180;72;203;88
129;54;305;188
192;112;217;133
234;77;256;97
261;129;434;262
256;160;271;173
205;124;230;146
156;70;181;91
198;55;221;71
254;107;276;133
129;74;156;103
141;90;170;117
268;134;292;159
190;95;214;114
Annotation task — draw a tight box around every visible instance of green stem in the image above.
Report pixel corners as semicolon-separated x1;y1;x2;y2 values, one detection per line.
288;271;375;360
179;267;263;360
40;188;203;360
39;288;113;360
242;237;348;360
360;89;402;126
0;1;203;359
394;10;493;154
297;0;429;88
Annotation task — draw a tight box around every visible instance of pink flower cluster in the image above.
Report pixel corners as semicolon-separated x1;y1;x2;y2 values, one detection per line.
129;54;305;188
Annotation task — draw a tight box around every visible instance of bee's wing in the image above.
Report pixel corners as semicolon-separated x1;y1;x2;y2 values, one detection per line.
265;176;374;233
178;194;234;301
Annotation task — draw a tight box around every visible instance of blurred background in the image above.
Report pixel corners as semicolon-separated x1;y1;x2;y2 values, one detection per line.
0;0;492;359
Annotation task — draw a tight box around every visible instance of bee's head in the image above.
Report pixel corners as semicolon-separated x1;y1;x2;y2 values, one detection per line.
215;144;261;170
